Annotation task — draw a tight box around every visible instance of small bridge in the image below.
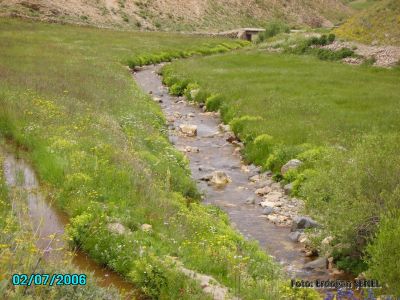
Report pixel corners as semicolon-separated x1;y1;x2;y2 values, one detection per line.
217;28;266;41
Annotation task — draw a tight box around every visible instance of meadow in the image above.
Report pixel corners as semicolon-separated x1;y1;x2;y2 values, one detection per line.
162;51;400;295
0;18;321;299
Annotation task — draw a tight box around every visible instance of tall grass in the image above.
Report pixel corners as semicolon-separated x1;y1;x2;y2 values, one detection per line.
162;50;400;294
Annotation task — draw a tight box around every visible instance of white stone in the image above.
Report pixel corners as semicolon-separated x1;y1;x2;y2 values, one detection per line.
179;124;197;137
141;224;152;232
107;222;126;235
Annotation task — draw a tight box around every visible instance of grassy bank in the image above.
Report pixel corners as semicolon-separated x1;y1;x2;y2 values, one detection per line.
0;18;317;299
162;51;400;295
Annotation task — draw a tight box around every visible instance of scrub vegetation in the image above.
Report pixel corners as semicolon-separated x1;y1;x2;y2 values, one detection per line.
162;51;400;295
0;18;319;299
335;0;400;45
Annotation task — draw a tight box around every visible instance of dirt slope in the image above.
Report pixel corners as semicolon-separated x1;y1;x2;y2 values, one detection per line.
334;0;400;46
0;0;350;31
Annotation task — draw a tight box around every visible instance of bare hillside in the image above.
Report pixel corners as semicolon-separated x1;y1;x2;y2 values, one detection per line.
0;0;351;31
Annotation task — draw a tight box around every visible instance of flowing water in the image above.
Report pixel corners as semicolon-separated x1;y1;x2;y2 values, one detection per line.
2;153;135;296
134;65;350;283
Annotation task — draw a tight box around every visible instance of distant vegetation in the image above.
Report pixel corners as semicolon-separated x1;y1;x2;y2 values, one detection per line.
163;51;400;295
335;0;400;45
257;20;290;43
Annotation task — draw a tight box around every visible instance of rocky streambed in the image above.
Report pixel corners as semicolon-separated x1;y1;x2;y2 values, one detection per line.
133;64;348;282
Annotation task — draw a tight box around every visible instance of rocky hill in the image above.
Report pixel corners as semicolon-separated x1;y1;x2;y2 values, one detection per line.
334;0;400;46
0;0;350;31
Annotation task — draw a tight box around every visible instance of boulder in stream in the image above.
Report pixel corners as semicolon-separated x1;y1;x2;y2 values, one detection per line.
303;257;327;270
179;124;197;137
255;186;272;196
289;231;301;242
262;206;274;215
218;123;230;132
284;183;293;195
291;216;319;231
245;196;256;205
209;171;231;186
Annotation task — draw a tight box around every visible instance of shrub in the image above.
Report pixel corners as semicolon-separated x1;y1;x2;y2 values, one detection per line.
297;147;326;166
193;88;210;103
183;82;200;101
282;168;298;183
169;79;189;96
301;134;400;274
229;115;263;143
366;204;400;296
258;20;290;42
244;133;274;165
205;94;223;111
311;47;354;61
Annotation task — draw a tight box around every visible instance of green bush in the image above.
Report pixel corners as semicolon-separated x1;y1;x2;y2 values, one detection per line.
315;48;355;61
301;134;400;274
169;79;190;96
229;115;263;143
244;133;274;165
258;20;290;42
366;205;400;296
205;94;223;111
183;83;200;101
193;88;210;103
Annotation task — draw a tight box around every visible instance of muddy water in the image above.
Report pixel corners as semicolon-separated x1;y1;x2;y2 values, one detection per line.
3;154;135;294
134;65;343;282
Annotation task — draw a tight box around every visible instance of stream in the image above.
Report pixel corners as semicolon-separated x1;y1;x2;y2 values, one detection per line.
133;64;349;283
2;153;135;296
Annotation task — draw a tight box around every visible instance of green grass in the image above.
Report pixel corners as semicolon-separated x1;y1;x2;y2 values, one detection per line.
0;18;319;299
163;51;400;150
162;50;400;294
347;0;377;10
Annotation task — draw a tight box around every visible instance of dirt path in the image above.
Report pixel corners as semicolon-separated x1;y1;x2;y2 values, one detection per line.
133;65;350;282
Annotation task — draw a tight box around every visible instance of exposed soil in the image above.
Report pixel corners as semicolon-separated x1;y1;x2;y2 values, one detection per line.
0;0;350;31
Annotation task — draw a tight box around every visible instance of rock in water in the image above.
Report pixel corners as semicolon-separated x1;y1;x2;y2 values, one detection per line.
255;186;272;196
303;257;327;270
262;206;274;215
281;159;303;175
289;231;301;242
218;123;230;132
179;124;197;137
245;197;256;205
291;216;319;231
210;171;231;186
